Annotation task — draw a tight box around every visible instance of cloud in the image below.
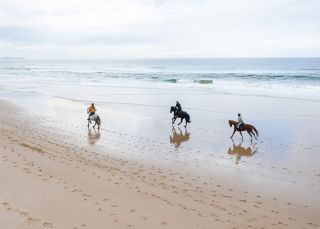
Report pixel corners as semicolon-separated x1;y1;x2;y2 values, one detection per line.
0;0;319;58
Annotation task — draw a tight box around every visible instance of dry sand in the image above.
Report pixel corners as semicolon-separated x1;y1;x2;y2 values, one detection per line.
0;100;319;229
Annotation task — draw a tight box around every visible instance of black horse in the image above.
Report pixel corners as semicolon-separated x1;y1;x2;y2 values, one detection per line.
170;106;191;127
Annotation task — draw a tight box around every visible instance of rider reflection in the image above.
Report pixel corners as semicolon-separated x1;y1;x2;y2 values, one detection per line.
170;127;190;149
88;128;101;145
227;139;257;164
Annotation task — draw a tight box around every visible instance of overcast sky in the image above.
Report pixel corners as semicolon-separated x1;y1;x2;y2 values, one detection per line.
0;0;319;59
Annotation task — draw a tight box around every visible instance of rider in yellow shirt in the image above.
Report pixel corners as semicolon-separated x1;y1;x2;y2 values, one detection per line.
87;103;97;120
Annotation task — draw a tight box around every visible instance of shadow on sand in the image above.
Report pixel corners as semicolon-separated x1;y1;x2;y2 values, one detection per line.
169;126;190;149
88;128;101;145
227;139;257;164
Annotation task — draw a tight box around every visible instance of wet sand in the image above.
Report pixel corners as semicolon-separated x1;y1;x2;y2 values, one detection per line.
0;95;320;228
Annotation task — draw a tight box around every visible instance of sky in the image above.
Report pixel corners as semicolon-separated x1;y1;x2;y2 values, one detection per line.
0;0;319;59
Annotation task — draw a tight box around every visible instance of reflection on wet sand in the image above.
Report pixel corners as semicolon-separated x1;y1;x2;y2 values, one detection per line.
170;127;190;149
88;128;101;145
228;139;257;164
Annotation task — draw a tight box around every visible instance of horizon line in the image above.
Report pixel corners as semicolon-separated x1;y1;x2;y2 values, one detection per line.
1;57;320;61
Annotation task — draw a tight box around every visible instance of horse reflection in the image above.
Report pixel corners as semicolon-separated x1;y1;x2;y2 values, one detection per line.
228;139;257;164
170;127;190;149
88;128;101;145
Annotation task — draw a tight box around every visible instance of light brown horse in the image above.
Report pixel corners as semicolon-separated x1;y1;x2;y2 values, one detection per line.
228;120;259;140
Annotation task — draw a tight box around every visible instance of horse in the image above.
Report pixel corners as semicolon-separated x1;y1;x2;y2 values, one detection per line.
228;120;259;140
88;113;101;130
170;106;191;127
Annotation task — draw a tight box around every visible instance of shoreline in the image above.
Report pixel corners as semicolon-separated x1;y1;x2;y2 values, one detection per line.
0;99;319;228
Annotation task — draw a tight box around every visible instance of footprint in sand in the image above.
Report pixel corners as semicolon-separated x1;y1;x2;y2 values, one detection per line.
43;222;53;228
160;221;168;226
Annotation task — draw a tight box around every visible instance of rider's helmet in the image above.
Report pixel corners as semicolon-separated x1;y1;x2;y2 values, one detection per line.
92;103;94;106
238;113;241;116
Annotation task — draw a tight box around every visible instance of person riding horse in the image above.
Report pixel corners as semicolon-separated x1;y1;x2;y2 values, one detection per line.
87;103;101;130
237;113;244;130
229;113;258;140
170;102;191;127
175;101;182;115
87;103;97;121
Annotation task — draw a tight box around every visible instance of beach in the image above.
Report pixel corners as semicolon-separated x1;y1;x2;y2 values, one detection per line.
0;59;320;228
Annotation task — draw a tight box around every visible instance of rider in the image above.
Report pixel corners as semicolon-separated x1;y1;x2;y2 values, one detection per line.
175;101;182;114
237;113;244;130
87;103;97;120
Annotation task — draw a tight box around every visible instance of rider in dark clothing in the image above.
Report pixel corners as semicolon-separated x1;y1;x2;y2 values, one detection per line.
175;101;182;114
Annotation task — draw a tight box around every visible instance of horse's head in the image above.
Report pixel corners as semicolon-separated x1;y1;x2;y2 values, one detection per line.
228;120;233;127
170;106;175;113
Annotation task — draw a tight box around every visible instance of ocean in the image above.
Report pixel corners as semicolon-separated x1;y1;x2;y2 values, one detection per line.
0;58;319;102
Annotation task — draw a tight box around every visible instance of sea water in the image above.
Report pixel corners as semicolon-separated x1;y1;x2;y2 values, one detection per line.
0;58;319;102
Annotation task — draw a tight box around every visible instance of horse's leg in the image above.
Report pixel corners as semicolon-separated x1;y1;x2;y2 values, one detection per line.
247;130;252;140
185;119;187;128
93;122;96;129
87;120;89;129
178;118;183;125
239;131;243;140
230;129;236;138
172;117;176;124
251;131;257;140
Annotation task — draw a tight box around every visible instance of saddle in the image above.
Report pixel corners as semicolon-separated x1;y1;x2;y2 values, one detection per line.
176;110;184;116
237;123;245;131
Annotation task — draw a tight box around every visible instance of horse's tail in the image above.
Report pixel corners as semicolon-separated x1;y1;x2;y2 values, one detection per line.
96;116;101;126
186;114;191;123
252;126;259;137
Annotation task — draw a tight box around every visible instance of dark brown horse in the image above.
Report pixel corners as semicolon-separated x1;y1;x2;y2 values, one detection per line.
228;120;259;140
